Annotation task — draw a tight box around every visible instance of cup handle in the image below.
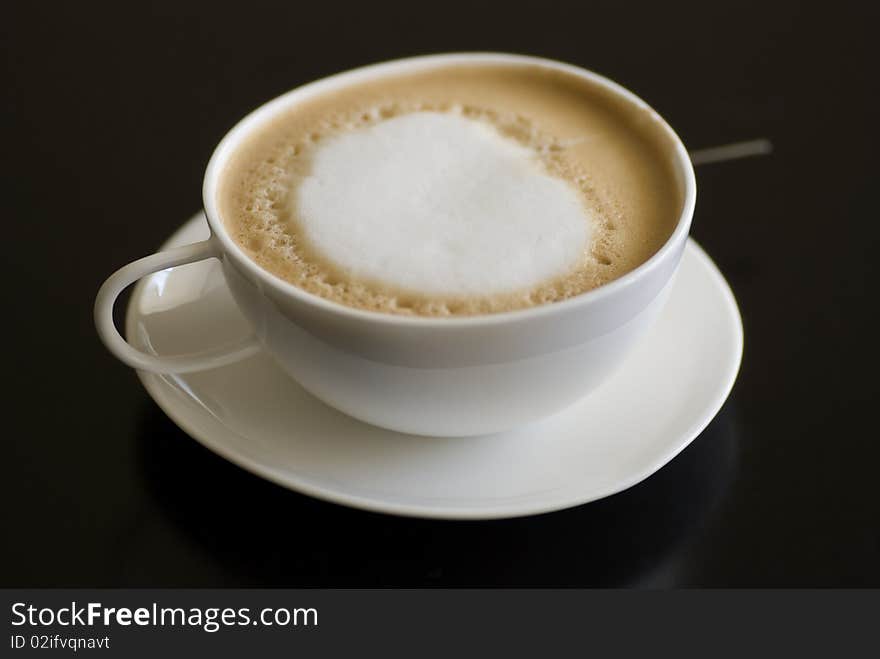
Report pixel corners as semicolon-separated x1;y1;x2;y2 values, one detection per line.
94;239;261;373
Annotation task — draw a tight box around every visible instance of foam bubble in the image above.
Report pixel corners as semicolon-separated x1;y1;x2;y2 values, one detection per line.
294;112;591;297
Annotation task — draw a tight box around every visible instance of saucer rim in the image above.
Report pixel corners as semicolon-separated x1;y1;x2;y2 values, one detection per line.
127;213;743;520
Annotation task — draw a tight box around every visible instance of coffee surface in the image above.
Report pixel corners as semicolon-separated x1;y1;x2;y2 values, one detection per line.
219;62;683;316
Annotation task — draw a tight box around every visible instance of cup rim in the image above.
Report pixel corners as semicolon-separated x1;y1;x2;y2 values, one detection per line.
203;52;696;328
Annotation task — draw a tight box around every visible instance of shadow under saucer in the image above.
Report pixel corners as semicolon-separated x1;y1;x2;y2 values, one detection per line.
125;398;740;587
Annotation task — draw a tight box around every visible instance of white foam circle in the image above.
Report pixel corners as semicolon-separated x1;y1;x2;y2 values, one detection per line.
295;112;591;297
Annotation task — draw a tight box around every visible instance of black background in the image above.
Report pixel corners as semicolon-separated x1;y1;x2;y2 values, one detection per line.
2;1;877;587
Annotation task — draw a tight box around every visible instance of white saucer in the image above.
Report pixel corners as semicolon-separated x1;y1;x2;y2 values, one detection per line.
126;213;743;520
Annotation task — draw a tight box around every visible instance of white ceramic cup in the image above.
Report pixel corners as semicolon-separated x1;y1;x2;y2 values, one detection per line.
95;53;696;437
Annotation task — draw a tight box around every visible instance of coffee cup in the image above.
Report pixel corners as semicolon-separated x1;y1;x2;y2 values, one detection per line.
95;53;696;437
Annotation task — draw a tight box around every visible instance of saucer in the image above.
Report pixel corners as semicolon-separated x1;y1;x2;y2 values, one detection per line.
126;212;743;520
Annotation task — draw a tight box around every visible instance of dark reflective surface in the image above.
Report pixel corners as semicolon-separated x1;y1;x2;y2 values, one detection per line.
2;0;877;586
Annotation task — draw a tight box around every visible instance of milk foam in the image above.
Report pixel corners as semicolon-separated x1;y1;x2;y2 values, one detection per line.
220;63;682;316
295;112;591;296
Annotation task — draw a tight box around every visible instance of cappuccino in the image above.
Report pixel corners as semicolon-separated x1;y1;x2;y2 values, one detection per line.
219;63;682;316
